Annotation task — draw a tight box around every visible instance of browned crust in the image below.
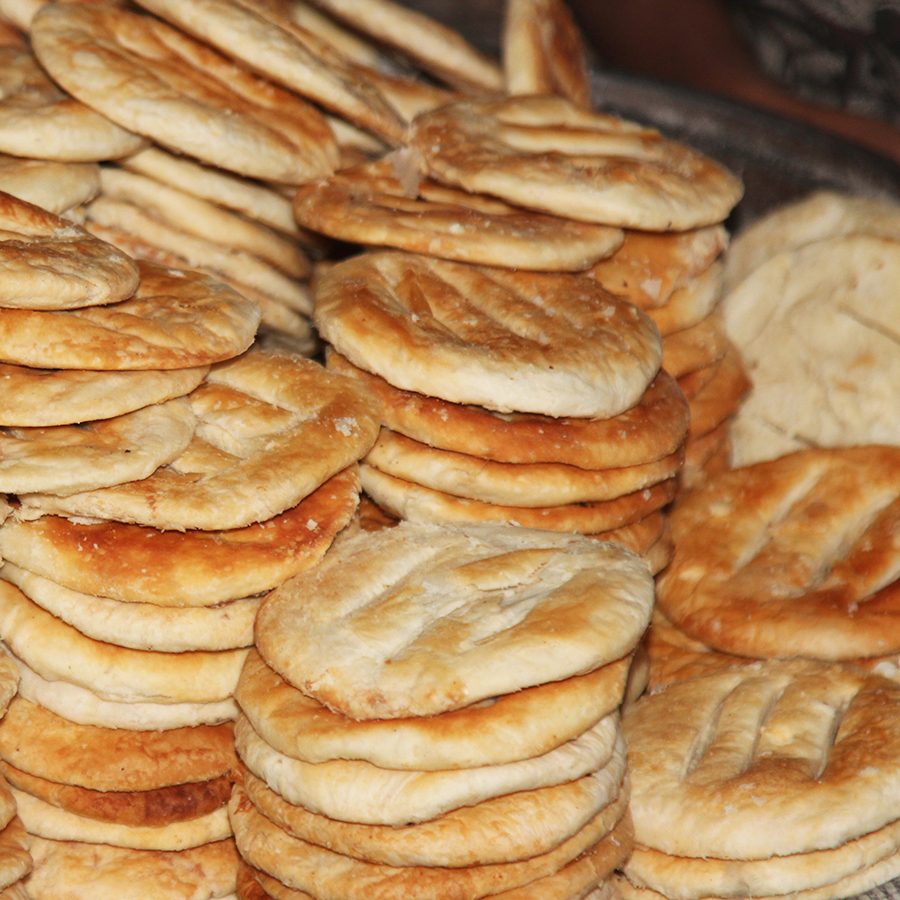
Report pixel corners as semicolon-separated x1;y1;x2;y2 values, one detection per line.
3;762;232;828
329;351;689;470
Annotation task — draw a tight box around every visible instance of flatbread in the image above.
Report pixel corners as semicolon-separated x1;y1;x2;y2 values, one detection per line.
241;763;629;868
0;697;235;791
0;466;359;606
13;654;238;730
0;261;260;370
257;521;654;719
646;261;723;336
503;0;592;108
660;314;729;378
360;464;677;532
121;146;300;237
0;818;30;893
3;761;231;828
25;835;238;900
314;251;661;418
97;167;310;278
236;648;631;770
133;0;405;144
18;352;379;531
291;0;504;92
229;782;629;898
0;580;248;704
0;649;14;717
624;818;900;899
589;225;729;308
0;45;143;160
0;192;138;310
0;778;13;835
15;787;230;850
1;564;257;651
657;447;900;660
722;235;900;464
329;352;690;469
624;659;900;858
365;428;683;506
679;343;751;439
410;96;743;230
0;361;207;427
0;155;99;214
1;397;195;496
293;157;624;271
85;197;312;313
723;189;900;292
30;3;339;183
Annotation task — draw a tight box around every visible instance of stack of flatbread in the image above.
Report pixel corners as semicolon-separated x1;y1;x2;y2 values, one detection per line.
719;190;900;467
231;520;654;898
616;658;900;898
0;190;381;895
649;446;900;690
590;228;751;489
0;650;31;899
317;255;685;574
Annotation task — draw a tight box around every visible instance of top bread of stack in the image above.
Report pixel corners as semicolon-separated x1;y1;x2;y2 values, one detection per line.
314;252;662;418
257;520;654;719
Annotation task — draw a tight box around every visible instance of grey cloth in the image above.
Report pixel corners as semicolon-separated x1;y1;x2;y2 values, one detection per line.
728;0;900;124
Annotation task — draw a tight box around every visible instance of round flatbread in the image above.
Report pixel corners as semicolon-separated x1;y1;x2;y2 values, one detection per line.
329;352;690;469
256;521;654;719
241;764;628;868
97;167;309;279
360;463;677;532
13;654;238;731
678;342;751;439
1;397;195;496
0;650;17;719
4;761;231;829
722;234;900;464
0;580;247;704
410;96;743;230
18;353;379;530
0;697;235;791
365;428;683;506
0;45;143;160
0;260;259;370
229;781;629;899
30;2;339;183
624;659;900;858
503;0;592;108
293;157;624;271
133;0;406;145
657;447;900;660
1;564;257;651
0;154;99;214
0;466;359;606
660;314;728;378
25;836;238;900
646;261;723;336
15;788;230;850
624;818;900;899
0;192;139;310
0;361;207;427
286;0;503;92
121;146;300;236
0;818;30;893
235;648;631;770
590;225;728;308
84;197;312;313
314;251;661;418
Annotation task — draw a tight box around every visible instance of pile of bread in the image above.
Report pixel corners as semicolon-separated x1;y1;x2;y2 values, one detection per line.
0;0;894;897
